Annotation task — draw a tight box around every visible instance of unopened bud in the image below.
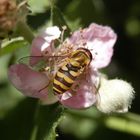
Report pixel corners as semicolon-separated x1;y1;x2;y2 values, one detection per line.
0;0;28;38
96;78;135;113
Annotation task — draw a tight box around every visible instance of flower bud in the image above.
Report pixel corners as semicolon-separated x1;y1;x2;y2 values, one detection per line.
96;78;135;113
0;0;28;38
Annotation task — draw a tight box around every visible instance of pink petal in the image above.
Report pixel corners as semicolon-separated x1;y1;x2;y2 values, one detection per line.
8;64;50;99
68;23;117;69
30;36;54;66
60;89;97;109
31;36;46;56
30;26;61;65
60;68;99;109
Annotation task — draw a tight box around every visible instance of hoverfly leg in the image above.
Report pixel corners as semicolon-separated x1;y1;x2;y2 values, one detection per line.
38;81;51;93
70;88;77;95
70;82;80;95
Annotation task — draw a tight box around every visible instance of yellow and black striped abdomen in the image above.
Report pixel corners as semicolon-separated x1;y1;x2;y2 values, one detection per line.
53;61;81;94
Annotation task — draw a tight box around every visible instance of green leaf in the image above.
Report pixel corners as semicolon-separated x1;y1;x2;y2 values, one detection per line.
51;5;70;38
0;38;28;57
30;103;63;140
0;96;63;140
28;0;50;13
60;113;98;139
0;98;38;140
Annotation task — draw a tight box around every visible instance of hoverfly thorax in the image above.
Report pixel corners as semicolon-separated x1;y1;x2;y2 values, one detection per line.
71;48;92;67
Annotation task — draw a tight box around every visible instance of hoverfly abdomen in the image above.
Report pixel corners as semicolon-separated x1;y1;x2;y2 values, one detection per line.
53;63;78;94
53;48;92;94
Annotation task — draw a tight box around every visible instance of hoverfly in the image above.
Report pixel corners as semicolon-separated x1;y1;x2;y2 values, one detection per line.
19;47;92;95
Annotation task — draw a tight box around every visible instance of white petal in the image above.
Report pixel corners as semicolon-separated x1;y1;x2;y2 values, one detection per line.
41;41;51;52
44;26;61;41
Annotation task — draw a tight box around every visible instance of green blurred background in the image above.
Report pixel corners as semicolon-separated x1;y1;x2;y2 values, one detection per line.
0;0;140;140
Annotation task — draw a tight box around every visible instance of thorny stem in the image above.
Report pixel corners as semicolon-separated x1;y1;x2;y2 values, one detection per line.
16;21;34;44
66;110;140;137
30;101;40;140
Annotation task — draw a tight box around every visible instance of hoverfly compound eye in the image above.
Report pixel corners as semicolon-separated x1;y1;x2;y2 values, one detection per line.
77;48;92;61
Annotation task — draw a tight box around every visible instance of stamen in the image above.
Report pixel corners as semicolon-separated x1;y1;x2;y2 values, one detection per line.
60;25;67;43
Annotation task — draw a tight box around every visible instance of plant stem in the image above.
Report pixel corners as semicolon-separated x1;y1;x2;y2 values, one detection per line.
16;21;34;44
30;101;40;140
123;112;140;123
66;110;140;137
104;115;140;136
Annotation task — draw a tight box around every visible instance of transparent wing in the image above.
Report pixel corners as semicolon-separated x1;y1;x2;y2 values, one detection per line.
19;56;49;72
18;55;69;72
18;55;69;93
